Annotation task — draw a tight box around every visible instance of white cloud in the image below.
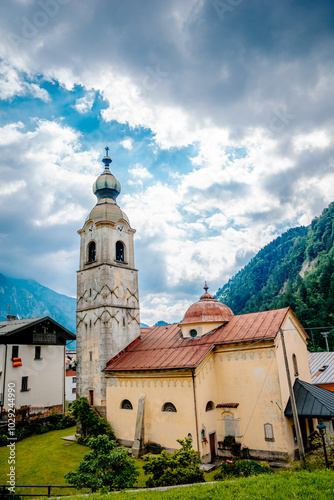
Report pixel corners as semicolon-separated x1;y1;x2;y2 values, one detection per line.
0;61;50;101
293;130;331;152
120;137;133;150
73;91;95;114
128;163;153;180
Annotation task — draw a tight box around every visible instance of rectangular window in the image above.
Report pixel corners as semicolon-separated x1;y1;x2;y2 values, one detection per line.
35;346;41;359
12;346;19;359
72;377;76;383
89;351;92;362
21;376;28;392
72;388;76;394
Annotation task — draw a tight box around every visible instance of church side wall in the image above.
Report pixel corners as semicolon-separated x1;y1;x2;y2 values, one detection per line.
106;372;198;451
212;342;292;460
192;353;219;461
275;311;312;455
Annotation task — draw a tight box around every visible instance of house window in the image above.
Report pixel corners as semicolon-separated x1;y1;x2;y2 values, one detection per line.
72;388;76;394
189;329;197;338
116;241;125;262
206;401;215;411
162;402;177;413
88;241;96;262
89;351;92;362
264;423;275;442
12;346;19;359
72;377;76;383
292;354;299;377
35;346;41;359
21;377;29;392
121;399;133;410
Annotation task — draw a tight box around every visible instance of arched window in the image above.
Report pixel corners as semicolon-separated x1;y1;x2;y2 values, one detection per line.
162;402;177;413
116;241;125;262
206;401;215;412
292;353;299;377
121;399;133;410
88;241;96;262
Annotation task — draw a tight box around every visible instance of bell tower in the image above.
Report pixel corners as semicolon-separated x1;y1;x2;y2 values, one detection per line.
76;148;140;416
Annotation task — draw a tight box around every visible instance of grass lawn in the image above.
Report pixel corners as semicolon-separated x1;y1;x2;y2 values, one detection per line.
0;427;213;493
0;426;89;496
74;470;334;499
2;429;332;499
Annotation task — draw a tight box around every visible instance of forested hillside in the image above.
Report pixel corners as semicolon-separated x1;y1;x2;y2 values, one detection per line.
216;203;334;351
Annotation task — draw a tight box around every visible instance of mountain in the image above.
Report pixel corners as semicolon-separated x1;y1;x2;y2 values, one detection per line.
215;202;334;351
0;274;76;336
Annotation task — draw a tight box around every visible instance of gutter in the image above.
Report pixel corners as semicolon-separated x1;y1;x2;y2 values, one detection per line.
191;368;200;458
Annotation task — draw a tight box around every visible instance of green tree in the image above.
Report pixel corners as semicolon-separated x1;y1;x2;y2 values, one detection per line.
143;437;204;487
65;435;139;492
69;397;115;443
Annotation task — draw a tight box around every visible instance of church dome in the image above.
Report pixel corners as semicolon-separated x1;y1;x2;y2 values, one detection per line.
180;284;234;325
85;149;130;225
93;155;121;201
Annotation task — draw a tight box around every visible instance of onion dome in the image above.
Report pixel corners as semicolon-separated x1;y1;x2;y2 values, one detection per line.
180;283;234;325
93;154;121;202
86;148;129;225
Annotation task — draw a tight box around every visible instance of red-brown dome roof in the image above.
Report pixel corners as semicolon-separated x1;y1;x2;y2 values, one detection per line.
180;284;234;325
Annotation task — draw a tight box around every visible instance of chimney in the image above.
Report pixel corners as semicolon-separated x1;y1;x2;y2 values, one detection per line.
7;315;16;321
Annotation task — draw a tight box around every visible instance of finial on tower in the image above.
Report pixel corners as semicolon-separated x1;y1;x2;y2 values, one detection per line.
102;146;112;170
204;282;209;293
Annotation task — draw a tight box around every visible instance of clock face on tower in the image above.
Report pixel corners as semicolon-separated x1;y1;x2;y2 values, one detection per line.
116;224;125;232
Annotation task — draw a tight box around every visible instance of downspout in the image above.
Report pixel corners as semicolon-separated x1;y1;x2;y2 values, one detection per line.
191;368;200;458
1;345;8;418
63;346;66;413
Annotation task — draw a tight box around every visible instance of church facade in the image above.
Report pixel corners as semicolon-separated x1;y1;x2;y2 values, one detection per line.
77;151;314;462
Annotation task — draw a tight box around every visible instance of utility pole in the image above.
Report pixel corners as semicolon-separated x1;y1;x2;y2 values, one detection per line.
321;332;330;352
279;328;305;463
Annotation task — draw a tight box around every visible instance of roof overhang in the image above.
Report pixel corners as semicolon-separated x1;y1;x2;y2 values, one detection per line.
285;378;334;418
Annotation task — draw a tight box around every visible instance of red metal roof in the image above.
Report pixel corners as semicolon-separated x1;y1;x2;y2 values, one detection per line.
105;307;290;372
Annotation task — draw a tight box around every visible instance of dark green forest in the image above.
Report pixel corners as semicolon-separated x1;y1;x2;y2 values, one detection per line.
215;203;334;351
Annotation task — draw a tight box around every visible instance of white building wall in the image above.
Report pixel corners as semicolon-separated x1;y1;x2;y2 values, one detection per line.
65;373;77;402
0;344;65;411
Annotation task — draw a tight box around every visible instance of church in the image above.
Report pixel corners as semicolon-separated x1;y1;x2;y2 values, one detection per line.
76;150;328;463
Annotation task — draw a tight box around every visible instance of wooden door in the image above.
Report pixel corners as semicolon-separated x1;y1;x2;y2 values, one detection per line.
209;432;216;460
89;390;94;406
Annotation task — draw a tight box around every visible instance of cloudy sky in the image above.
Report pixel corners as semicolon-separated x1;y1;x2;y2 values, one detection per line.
1;0;334;325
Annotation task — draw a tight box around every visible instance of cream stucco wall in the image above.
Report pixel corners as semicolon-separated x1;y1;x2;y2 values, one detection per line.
0;344;65;410
106;372;197;450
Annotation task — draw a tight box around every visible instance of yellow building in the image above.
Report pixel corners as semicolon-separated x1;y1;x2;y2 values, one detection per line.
104;288;313;462
77;150;330;463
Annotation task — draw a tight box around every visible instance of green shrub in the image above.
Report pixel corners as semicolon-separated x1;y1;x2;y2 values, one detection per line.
223;435;235;446
69;398;115;443
214;458;272;479
65;434;139;492
0;434;8;447
143;437;204;487
304;433;334;470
